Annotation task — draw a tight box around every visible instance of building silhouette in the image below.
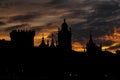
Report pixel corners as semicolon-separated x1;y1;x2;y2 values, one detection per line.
49;33;55;48
86;32;102;55
0;18;120;80
58;19;72;51
39;34;48;48
0;19;72;51
10;29;35;48
38;19;71;51
39;33;56;49
0;39;11;48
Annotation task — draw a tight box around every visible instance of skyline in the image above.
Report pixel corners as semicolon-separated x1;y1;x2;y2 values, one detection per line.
0;0;120;53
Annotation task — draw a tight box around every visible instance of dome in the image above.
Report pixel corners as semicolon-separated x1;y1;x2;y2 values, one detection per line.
61;19;68;31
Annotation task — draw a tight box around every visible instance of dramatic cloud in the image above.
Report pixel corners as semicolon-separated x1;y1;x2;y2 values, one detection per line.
0;21;6;25
8;13;40;23
1;0;120;53
49;0;68;4
108;43;120;50
5;24;29;31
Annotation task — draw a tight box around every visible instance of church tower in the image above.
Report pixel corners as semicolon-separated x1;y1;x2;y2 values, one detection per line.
86;32;96;53
86;32;102;55
39;34;47;48
58;19;72;51
10;29;35;48
50;33;55;48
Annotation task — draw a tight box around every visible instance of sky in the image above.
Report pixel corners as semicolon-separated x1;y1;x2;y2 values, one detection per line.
0;0;120;53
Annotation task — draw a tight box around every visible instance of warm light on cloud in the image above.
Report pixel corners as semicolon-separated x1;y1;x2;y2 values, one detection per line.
101;27;120;42
98;27;120;53
72;42;85;52
34;33;50;46
102;46;109;51
34;33;49;47
34;27;58;46
1;0;120;54
0;31;10;40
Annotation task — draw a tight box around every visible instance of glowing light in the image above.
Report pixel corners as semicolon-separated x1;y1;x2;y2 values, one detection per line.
102;46;109;51
72;42;85;52
98;27;120;53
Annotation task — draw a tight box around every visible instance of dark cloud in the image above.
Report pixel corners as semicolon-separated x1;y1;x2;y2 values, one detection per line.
108;44;120;50
102;40;115;46
95;2;120;14
8;13;40;23
5;24;29;31
46;0;76;10
0;17;6;19
49;0;68;4
88;2;120;21
0;1;8;8
0;21;6;25
86;2;120;20
1;0;120;52
0;1;20;9
31;22;59;33
47;32;56;38
68;1;120;47
65;10;89;19
31;26;44;32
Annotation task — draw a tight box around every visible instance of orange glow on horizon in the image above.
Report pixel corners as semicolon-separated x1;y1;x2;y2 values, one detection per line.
72;42;85;52
97;26;120;54
0;26;120;54
34;32;51;46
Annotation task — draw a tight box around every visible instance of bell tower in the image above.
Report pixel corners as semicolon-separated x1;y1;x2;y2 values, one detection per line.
58;19;72;51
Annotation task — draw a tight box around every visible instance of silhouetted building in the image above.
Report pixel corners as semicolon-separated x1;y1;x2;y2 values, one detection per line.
86;32;102;55
0;39;11;48
10;29;35;48
50;33;55;48
0;19;120;80
39;35;48;48
58;19;72;51
38;19;72;51
116;50;120;55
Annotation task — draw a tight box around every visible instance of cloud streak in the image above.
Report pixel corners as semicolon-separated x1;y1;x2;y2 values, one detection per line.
0;0;120;52
8;12;40;23
5;24;29;31
0;21;6;25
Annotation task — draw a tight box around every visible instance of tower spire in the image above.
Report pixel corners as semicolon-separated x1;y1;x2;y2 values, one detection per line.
61;18;68;31
50;33;55;48
47;40;49;47
41;33;45;44
39;33;46;47
64;18;66;23
42;33;44;39
58;18;72;51
89;31;93;43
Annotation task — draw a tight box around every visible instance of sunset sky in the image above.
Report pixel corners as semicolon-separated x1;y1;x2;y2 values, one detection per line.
0;0;120;53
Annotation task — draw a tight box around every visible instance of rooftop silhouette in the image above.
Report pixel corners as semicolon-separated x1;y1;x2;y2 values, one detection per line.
0;19;120;80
